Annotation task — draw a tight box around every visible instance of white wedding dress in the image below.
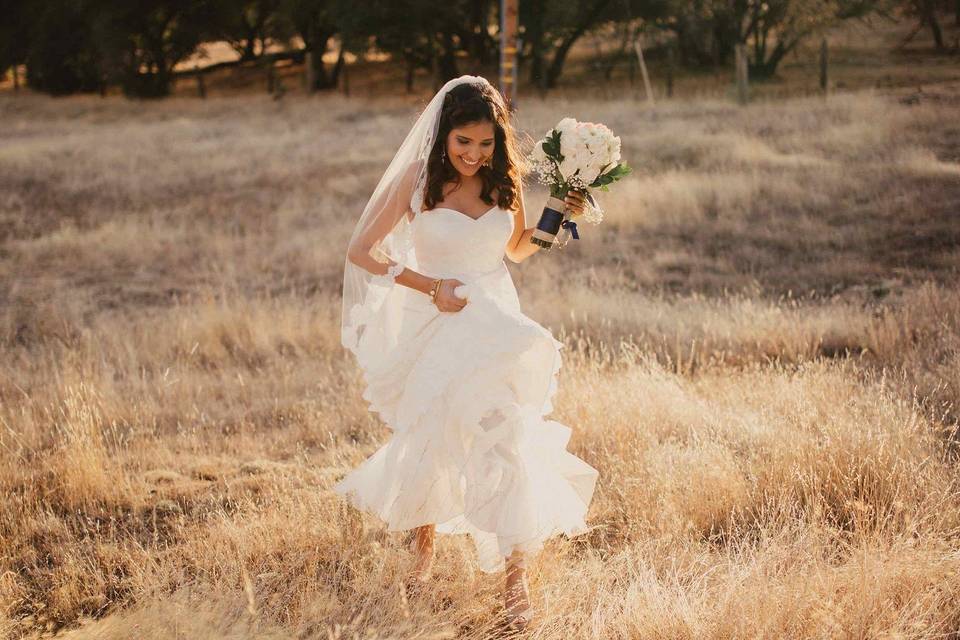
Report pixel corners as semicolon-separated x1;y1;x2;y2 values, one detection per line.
334;204;599;573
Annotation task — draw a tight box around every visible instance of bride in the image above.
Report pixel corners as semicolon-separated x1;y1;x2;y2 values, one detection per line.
335;74;599;632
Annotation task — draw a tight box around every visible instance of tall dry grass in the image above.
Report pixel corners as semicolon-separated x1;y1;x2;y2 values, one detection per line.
1;82;959;638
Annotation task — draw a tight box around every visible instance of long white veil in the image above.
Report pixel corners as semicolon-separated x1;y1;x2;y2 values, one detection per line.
340;74;492;368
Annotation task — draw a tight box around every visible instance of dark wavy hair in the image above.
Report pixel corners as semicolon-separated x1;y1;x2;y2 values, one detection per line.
424;81;529;213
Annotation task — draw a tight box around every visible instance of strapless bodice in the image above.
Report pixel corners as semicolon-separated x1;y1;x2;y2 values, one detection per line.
412;206;513;278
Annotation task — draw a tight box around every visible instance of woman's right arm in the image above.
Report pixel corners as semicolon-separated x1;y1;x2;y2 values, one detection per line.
346;161;431;295
346;163;466;311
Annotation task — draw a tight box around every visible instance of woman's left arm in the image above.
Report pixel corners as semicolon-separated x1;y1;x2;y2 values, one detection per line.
505;181;588;263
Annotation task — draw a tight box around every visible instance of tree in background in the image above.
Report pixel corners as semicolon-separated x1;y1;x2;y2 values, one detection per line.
664;0;742;66
521;0;650;89
744;0;878;76
95;0;223;97
280;0;343;89
900;0;949;49
19;0;104;95
0;0;30;87
216;0;285;61
2;0;925;97
341;0;490;91
662;0;880;76
351;0;438;91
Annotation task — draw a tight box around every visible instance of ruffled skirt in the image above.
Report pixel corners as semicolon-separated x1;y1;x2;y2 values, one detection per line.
334;262;598;573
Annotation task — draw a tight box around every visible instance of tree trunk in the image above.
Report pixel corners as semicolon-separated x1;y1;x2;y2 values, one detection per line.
525;0;546;87
330;44;345;86
545;37;575;88
311;31;338;90
240;32;257;61
544;0;615;88
437;31;459;83
471;0;492;65
925;0;945;49
752;36;801;78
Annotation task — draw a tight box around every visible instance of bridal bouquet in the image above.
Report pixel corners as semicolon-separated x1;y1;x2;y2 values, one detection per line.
529;118;631;249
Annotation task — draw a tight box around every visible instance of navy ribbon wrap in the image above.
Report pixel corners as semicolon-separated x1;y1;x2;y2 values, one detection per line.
561;218;579;240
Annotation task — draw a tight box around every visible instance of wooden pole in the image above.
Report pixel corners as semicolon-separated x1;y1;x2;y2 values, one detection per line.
195;65;206;99
665;45;674;98
633;39;654;106
735;43;748;105
499;0;519;109
819;37;829;94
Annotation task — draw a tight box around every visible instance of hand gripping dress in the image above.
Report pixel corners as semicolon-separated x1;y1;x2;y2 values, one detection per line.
334;204;599;573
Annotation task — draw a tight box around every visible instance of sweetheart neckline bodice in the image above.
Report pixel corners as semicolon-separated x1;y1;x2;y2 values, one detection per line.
418;205;505;223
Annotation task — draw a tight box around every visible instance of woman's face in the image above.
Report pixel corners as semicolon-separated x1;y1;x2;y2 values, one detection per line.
445;120;496;177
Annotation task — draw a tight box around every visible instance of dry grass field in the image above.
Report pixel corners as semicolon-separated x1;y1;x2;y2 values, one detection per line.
2;66;960;638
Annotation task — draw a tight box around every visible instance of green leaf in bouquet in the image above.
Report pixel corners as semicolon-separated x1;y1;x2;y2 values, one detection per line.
587;162;630;188
542;129;563;161
607;163;632;180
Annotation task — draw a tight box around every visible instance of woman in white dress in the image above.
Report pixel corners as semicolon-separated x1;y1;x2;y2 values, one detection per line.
335;74;599;632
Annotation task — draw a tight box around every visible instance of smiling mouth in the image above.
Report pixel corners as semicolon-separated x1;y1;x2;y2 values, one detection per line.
461;157;480;166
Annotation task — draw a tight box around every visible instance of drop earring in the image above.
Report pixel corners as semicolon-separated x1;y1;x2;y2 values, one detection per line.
441;147;447;164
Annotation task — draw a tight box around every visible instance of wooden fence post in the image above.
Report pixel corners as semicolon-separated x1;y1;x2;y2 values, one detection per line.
195;65;206;99
819;37;829;94
633;39;654;106
735;43;748;105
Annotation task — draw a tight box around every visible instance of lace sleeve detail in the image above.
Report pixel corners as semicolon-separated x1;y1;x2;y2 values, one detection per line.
370;259;406;290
